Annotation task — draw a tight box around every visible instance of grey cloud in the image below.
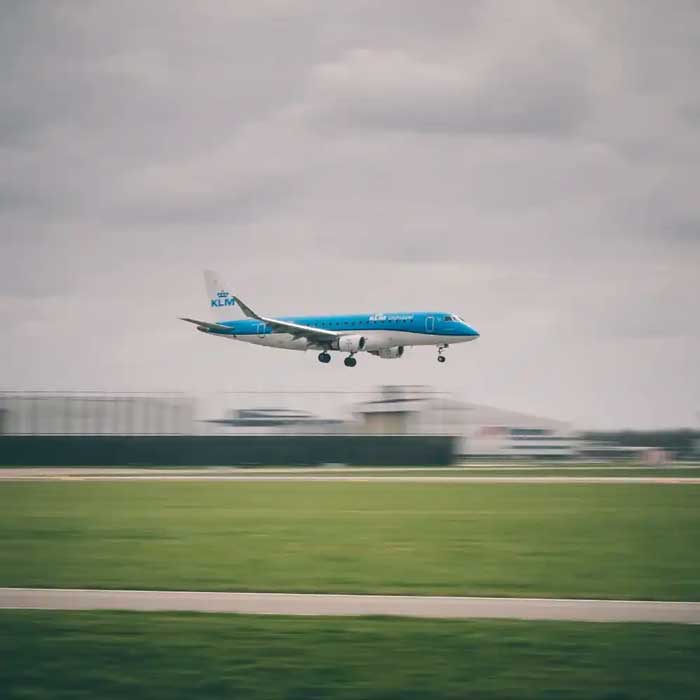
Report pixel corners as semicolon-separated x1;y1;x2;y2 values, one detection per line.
303;1;598;136
670;219;700;241
111;174;298;227
0;1;321;153
306;46;589;136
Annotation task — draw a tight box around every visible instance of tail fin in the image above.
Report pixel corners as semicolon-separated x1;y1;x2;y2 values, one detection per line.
204;270;242;321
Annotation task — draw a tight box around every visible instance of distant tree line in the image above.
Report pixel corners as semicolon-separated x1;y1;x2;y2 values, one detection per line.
584;430;700;459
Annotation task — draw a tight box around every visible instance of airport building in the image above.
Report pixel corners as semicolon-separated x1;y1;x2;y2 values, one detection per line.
353;386;579;459
0;387;580;460
0;392;194;435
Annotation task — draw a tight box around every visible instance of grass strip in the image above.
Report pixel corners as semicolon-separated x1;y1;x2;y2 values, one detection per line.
1;611;699;700
1;481;699;599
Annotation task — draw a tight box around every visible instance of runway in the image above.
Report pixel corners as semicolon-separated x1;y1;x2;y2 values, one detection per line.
6;466;700;475
0;468;698;484
1;588;699;623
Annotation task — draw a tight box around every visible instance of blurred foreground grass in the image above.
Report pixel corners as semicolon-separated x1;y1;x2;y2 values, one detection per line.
1;611;699;700
1;482;699;599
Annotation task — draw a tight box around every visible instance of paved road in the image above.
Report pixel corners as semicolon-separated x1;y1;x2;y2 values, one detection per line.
2;465;699;476
1;588;699;623
0;469;698;484
3;466;700;476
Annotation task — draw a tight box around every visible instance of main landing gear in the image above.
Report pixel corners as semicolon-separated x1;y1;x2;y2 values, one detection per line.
317;352;357;367
437;344;448;363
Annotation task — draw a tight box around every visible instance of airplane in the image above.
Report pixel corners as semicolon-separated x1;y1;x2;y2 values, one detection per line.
180;270;480;367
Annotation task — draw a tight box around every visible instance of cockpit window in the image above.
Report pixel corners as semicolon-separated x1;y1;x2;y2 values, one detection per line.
443;316;452;321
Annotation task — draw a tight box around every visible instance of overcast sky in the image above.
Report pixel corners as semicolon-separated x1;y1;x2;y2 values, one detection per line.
1;0;699;429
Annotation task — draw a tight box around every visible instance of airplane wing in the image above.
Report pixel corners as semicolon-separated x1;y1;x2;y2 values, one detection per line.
179;317;233;334
234;296;338;345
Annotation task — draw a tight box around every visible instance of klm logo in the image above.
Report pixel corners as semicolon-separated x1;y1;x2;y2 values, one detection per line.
211;291;236;308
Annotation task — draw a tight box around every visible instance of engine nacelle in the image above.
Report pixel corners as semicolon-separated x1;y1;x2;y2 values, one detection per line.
370;346;405;359
337;335;367;353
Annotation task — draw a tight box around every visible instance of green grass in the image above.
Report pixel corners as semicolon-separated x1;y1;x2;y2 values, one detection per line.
2;482;699;599
1;611;699;700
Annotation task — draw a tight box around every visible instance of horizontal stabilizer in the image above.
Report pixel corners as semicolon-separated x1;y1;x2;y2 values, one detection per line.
179;317;232;334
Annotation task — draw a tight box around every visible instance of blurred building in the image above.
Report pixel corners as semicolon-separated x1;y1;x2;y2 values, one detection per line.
577;443;670;463
0;387;580;459
205;408;344;433
354;386;578;458
0;392;194;435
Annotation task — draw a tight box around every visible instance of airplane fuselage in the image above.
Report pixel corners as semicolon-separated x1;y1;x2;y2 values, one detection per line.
182;271;480;365
205;311;479;353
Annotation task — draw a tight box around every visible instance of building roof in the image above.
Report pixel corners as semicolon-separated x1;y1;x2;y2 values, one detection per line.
354;391;568;430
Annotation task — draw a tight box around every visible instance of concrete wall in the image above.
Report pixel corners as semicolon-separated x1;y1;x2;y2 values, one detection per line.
0;435;456;467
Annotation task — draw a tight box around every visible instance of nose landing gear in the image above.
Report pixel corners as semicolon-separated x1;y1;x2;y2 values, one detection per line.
437;344;448;363
318;352;331;363
344;355;357;367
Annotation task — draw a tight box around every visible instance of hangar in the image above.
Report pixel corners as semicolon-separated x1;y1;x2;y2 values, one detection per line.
353;386;578;459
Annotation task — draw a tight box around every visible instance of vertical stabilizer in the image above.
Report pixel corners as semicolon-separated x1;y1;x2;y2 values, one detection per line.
204;270;242;321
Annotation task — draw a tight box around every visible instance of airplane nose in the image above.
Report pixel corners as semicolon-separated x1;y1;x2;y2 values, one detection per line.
468;325;480;337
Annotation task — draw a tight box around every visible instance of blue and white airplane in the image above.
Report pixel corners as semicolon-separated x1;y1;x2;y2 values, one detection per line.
181;270;479;367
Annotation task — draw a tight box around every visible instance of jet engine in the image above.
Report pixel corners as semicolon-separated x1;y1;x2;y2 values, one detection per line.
370;346;405;359
337;335;367;353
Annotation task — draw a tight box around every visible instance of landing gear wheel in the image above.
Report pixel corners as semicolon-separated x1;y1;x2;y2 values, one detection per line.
437;355;446;363
318;352;331;364
344;356;357;367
